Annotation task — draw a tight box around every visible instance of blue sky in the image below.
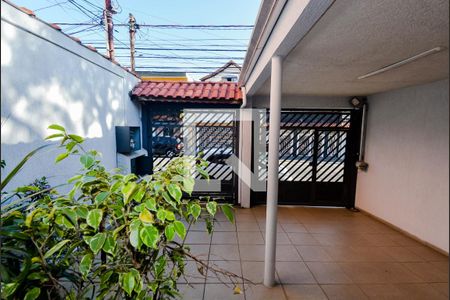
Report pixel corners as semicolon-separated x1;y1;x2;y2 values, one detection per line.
14;0;261;79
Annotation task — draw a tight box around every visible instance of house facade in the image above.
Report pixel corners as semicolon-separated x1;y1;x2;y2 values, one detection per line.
236;0;449;285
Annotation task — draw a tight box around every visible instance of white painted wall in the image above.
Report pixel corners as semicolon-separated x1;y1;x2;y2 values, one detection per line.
356;79;449;253
1;2;141;191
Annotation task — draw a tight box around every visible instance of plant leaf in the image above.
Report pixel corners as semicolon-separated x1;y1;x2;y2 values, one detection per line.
191;203;201;220
89;232;107;254
120;271;135;296
24;287;41;300
2;282;19;298
206;201;217;216
55;152;69;163
80;154;94;169
156;209;167;222
79;253;93;278
233;286;242;295
122;181;138;205
86;209;103;230
95;191;109;204
139;209;155;224
48;124;66;132
139;225;159;248
45;133;64;140
44;239;70;259
167;183;182;203
173;221;186;240
182;177;195;195
165;224;175;241
68;134;84;143
103;235;116;255
162;192;177;209
144;198;157;211
68;174;83;183
129;220;141;249
221;204;235;223
76;206;89;219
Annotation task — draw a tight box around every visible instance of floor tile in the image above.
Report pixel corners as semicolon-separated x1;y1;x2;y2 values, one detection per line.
394;283;447;300
287;233;321;246
239;245;265;261
379;246;424;262
407;246;449;262
430;282;449;298
186;231;212;244
296;246;333;262
281;223;309;233
339;262;423;284
204;283;245;300
185;244;210;260
241;261;276;284
402;262;449;282
177;284;205;299
244;284;287;300
306;262;353;284
283;284;328;300
321;284;368;300
235;213;257;223
212;231;238;244
262;231;292;245
276;245;302;261
206;260;242;283
358;283;405;299
236;222;260;232
209;244;240;261
237;231;264;245
179;260;208;284
276;262;316;284
213;221;236;232
189;221;208;232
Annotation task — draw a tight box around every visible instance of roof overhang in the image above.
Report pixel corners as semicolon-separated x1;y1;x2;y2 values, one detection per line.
241;0;449;97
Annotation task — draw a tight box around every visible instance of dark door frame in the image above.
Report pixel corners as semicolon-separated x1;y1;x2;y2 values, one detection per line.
138;101;241;204
250;108;362;208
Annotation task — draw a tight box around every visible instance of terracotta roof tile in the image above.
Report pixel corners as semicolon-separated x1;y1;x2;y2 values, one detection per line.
19;6;35;17
131;80;242;104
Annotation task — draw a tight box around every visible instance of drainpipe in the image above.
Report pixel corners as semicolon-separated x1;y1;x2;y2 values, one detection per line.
356;102;369;171
264;55;282;287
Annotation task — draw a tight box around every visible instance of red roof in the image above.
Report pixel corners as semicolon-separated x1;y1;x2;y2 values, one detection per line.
131;81;242;104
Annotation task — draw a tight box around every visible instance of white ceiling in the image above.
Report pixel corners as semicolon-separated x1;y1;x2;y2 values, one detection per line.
256;0;449;96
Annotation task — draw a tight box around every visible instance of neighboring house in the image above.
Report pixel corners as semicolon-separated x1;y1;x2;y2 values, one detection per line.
200;60;241;82
137;71;188;82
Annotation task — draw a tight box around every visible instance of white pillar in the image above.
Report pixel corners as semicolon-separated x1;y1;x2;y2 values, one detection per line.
264;56;282;287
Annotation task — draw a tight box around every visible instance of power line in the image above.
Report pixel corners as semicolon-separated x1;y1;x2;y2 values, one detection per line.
115;55;244;60
94;46;247;52
53;22;254;29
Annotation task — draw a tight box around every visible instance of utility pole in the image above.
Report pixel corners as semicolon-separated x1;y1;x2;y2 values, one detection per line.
129;13;136;72
104;0;115;60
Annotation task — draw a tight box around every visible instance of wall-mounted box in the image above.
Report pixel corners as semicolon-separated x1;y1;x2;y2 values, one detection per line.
116;149;148;174
115;126;141;154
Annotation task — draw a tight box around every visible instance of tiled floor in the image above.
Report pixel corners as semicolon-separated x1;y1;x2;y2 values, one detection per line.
178;206;448;299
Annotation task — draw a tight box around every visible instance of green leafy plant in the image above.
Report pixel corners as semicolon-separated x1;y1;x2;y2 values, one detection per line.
0;125;238;299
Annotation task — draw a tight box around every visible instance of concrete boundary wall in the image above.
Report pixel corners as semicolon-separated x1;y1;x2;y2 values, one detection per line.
1;1;141;190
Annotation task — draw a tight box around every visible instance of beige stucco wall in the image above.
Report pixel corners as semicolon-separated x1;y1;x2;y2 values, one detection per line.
356;79;449;253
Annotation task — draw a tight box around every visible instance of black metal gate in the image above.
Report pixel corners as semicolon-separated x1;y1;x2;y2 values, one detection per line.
141;105;239;203
252;109;361;207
